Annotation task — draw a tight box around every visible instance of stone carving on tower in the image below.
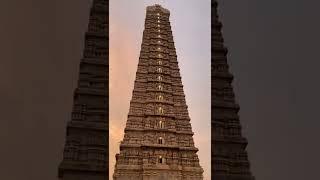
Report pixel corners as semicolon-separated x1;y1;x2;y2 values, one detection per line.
212;1;255;179
58;0;108;179
113;4;204;180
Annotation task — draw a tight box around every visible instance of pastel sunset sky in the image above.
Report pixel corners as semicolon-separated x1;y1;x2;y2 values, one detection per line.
109;0;211;179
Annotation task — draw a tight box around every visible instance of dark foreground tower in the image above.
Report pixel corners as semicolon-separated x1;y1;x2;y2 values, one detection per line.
58;0;108;179
212;1;255;179
113;4;203;180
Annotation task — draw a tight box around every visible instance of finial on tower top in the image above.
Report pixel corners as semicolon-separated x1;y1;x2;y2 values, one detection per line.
147;4;170;14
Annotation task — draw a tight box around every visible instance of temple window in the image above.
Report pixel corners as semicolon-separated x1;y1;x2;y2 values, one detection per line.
159;120;164;128
158;137;163;144
158;106;164;114
157;95;163;101
158;156;163;164
158;76;162;81
157;84;163;91
158;60;162;65
157;67;162;73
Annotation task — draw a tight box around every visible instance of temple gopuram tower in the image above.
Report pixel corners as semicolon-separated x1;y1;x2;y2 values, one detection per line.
212;1;255;179
58;0;108;179
113;4;204;180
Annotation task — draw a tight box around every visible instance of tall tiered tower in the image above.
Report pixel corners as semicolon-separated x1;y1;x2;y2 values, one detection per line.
113;4;203;180
212;1;255;179
58;0;108;179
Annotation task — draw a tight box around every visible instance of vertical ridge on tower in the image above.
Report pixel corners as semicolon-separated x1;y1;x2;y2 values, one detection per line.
212;1;255;179
113;4;204;180
58;0;108;179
